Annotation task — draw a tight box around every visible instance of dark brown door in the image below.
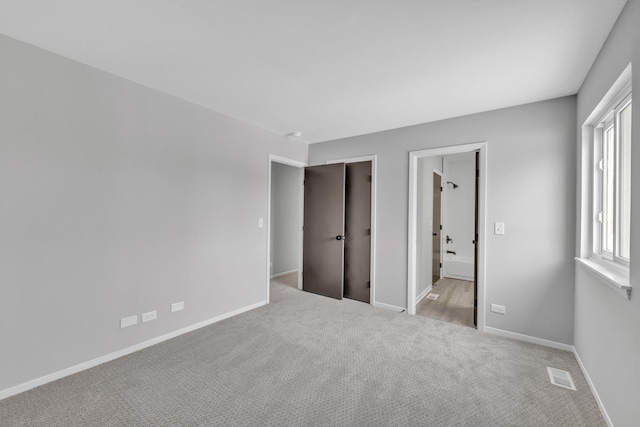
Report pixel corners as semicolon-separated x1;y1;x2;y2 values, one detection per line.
432;173;442;286
473;152;479;327
302;163;345;300
344;161;372;303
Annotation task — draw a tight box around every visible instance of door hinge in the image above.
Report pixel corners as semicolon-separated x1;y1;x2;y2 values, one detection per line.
439;224;442;230
367;281;371;289
440;186;443;192
367;228;371;236
439;262;442;268
368;175;372;182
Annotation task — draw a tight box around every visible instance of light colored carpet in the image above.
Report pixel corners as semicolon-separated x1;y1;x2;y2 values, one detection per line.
0;282;604;426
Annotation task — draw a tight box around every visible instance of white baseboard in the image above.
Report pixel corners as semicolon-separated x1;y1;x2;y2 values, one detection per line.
443;273;474;281
270;269;298;279
483;326;574;352
0;300;266;401
573;348;613;427
373;301;406;313
416;285;432;304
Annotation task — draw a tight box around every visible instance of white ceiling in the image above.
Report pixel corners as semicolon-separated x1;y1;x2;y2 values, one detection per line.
0;0;627;143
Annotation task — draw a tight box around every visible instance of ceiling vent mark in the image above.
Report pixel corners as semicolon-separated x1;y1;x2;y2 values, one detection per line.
547;367;576;391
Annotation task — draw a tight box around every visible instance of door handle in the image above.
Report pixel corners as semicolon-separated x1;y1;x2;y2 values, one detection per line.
336;235;346;241
432;233;437;237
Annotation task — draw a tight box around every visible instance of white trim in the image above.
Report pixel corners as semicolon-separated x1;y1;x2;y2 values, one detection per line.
443;273;474;281
573;348;614;427
270;269;299;279
575;257;631;299
408;142;486;335
416;285;432;304
326;155;377;165
326;155;377;305
269;154;307;169
0;300;266;401
583;64;633;126
267;155;307;302
484;326;573;352
373;301;406;313
578;64;632;275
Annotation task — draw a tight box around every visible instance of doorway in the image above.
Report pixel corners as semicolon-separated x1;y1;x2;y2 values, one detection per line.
266;155;306;304
302;156;377;304
416;152;477;328
408;143;486;331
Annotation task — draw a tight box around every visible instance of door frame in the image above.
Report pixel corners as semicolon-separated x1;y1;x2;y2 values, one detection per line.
326;155;377;306
266;154;306;304
407;142;487;332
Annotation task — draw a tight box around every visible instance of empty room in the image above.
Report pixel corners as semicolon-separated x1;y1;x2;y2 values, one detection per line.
1;1;638;426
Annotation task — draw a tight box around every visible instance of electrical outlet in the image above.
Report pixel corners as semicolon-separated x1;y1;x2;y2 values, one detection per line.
142;310;157;323
490;304;506;315
494;222;505;235
120;315;138;328
258;218;264;228
171;301;185;312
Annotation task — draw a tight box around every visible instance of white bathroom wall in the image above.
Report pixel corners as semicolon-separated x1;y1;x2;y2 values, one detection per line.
442;152;476;261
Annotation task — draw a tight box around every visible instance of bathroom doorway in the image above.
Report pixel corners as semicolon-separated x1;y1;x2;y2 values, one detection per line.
417;152;476;328
407;143;486;331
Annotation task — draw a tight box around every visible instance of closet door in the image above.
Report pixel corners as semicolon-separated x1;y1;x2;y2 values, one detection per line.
302;163;345;300
343;161;371;303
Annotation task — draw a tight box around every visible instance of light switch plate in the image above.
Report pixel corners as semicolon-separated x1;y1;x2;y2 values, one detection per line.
171;301;185;312
494;222;505;235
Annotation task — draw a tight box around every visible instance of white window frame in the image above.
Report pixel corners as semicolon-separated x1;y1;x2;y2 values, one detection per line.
577;64;632;300
592;92;631;267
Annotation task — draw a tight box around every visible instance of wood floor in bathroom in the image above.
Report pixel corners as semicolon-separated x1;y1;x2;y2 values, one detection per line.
415;278;475;329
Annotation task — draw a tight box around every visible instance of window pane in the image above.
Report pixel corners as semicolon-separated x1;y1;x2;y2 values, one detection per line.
619;102;632;259
603;125;615;254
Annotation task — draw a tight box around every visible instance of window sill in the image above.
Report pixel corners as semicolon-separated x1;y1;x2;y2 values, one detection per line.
575;257;631;299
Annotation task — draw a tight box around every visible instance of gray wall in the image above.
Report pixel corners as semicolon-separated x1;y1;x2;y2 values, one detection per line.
270;162;302;276
574;0;640;425
416;156;442;297
309;96;577;345
0;35;307;393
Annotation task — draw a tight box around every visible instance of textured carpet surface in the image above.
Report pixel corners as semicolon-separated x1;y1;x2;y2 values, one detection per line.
1;283;605;426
